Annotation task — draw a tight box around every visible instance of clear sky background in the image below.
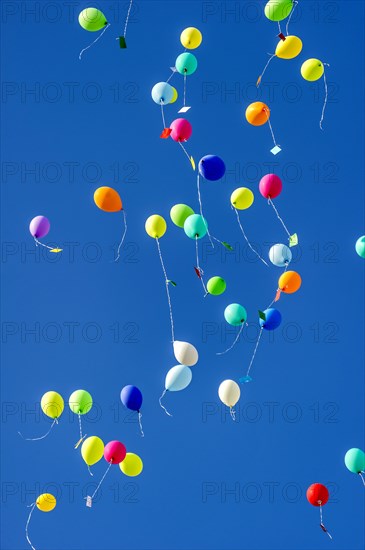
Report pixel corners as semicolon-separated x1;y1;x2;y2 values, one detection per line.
1;1;364;549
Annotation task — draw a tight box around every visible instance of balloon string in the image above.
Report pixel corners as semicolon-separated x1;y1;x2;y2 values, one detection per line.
233;207;269;266
79;23;110;60
88;461;113;502
267;198;291;238
277;21;282;34
160;101;167;128
195;237;208;295
156;238;175;343
319;504;333;539
319;64;330;130
178;141;193;166
266;113;278;148
359;472;365;486
159;389;173;417
115;210;128;262
166;69;176;83
183;72;187;107
25;503;36;550
197;174;214;248
285;0;298;35
18;418;58;441
87;465;94;477
138;411;144;437
257;54;276;87
123;0;133;38
245;326;264;377
216;323;245;355
34;237;54;251
75;413;87;449
230;407;236;421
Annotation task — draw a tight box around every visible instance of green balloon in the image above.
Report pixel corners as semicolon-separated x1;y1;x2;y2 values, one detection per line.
69;389;93;415
355;236;365;258
207;276;226;296
184;214;208;239
78;8;108;32
224;303;247;326
264;0;293;22
344;448;365;474
170;204;195;228
175;53;198;76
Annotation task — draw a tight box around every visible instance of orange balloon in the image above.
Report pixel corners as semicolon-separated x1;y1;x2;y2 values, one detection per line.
245;102;270;126
278;271;302;294
94;187;122;212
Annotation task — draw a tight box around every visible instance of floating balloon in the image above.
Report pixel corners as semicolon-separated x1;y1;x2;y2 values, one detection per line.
169;119;195;169
180;27;202;49
173;340;198;366
278;270;301;294
29;215;62;253
307;483;332;539
175;52;198;75
259;308;282;330
184;214;208;239
301;59;329;129
145;215;167;239
269;244;292;267
257;36;302;86
18;391;64;442
207;276;226;296
159;365;192;416
230;188;254;210
69;389;93;448
224;303;247;326
264;0;293;22
198;155;226;181
245;102;281;154
25;494;56;550
81;436;105;468
218;380;240;420
151;82;174;105
120;452;143;477
120;385;144;436
86;441;127;507
259;175;297;247
170;204;195;227
355;236;365;258
94;186;126;261
170;87;178;104
344;448;365;485
78;8;110;60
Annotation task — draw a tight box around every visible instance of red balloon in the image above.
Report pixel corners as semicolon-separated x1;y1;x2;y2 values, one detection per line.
306;483;329;506
259;174;282;199
170;118;192;142
103;440;126;464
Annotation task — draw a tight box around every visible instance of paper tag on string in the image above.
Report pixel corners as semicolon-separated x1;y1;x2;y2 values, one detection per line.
270;145;282;155
222;241;233;251
239;375;252;383
119;36;127;48
169;67;177;72
289;233;298;247
86;496;92;508
274;289;281;302
256;76;262;87
50;248;62;253
278;33;286;41
258;310;266;321
194;267;202;279
190;157;196;170
160;128;172;138
178;106;191;113
167;280;177;287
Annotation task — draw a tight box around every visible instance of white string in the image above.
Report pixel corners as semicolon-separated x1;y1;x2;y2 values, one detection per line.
88;461;113;502
230;407;236;421
246;326;264;377
18;418;58;441
266;114;278;148
277;21;282;34
267;198;291;238
233;207;269;266
216;323;245;355
138;411;144;437
123;0;133;38
25;503;36;550
319;504;333;539
115;210;128;262
319;64;330;130
159;389;173;416
34;237;54;251
166;70;176;84
285;0;298;36
257;54;276;87
183;72;187;107
195;237;208;294
87;465;94;477
160;100;166;128
197;174;214;248
79;23;110;60
358;472;365;486
178;141;192;166
156;238;175;343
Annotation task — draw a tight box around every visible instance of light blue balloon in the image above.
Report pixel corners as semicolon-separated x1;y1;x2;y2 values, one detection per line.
175;53;198;75
184;214;208;239
269;243;292;267
151;82;174;105
224;303;247;326
165;365;192;392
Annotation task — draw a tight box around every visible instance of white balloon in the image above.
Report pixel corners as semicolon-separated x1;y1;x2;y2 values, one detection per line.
269;243;292;267
165;365;192;392
218;380;240;407
173;341;198;366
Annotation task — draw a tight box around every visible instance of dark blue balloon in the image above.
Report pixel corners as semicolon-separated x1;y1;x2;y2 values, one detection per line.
259;308;282;331
198;155;226;181
120;385;143;411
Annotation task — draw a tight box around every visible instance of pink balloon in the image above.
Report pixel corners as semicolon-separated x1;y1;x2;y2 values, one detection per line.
104;440;126;464
170;118;192;142
259;174;282;199
29;216;50;238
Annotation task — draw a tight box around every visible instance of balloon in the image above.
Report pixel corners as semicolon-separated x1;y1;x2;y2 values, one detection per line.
184;214;208;239
120;385;143;411
355;236;365;258
68;390;93;415
104;441;126;464
180;27;202;49
81;436;105;466
259;308;282;330
224;303;247;326
218;380;240;407
165;365;192;391
344;448;365;474
170;87;178;104
36;493;56;512
301;59;324;81
245;102;270;126
264;0;293;22
94;187;122;212
78;8;108;31
278;270;301;293
269;243;292;266
259;174;282;199
170;204;195;227
175;52;198;75
230;188;254;210
151;82;174;105
29;216;50;239
40;391;64;419
170;118;192;142
120;452;143;477
173;341;198;366
198;155;226;181
306;483;329;506
145;215;167;239
275;36;302;59
207;276;226;296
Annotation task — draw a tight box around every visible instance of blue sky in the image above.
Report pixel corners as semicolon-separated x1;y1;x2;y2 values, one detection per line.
1;1;364;549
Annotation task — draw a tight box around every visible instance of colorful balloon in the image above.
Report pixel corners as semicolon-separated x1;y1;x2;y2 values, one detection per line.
180;27;202;49
165;365;192;391
259;174;282;198
120;385;143;411
269;244;292;266
278;271;301;293
224;303;247;326
29;216;50;239
68;390;93;415
301;59;324;81
78;8;108;31
275;36;302;59
151;82;174;105
170;87;178;104
355;236;365;258
306;483;329;506
198;155;226;181
173;341;198;366
230;188;254;210
36;493;57;512
207;276;226;296
94;187;122;212
40;391;64;419
170;118;192;142
81;436;105;466
120;452;143;477
246;102;270;126
184;214;208;239
175;52;198;75
104;441;126;464
259;308;282;330
145;215;167;239
344;448;365;474
170;204;195;227
218;380;240;408
264;0;293;21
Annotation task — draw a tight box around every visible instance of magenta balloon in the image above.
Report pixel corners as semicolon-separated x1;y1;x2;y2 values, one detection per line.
103;440;126;464
29;216;51;238
259;174;283;199
170;118;192;142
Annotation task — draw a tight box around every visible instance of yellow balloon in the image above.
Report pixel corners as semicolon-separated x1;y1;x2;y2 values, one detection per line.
301;58;324;81
275;36;303;60
119;452;143;477
36;493;56;512
230;188;254;210
81;436;104;466
41;391;64;419
180;27;202;49
145;215;167;239
170;87;178;104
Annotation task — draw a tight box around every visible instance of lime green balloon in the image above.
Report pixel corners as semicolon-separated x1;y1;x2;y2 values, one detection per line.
69;389;93;415
264;0;293;22
355;236;365;258
175;53;198;75
78;8;107;31
344;448;365;474
224;303;247;326
170;204;195;228
207;276;226;296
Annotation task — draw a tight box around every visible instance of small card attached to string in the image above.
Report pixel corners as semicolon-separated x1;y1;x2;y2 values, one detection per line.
239;375;252;383
278;33;286;41
50;248;63;253
190;156;196;170
169;67;177;73
178;106;191;113
289;233;298;247
74;435;87;449
258;310;266;322
274;289;282;302
167;280;177;287
194;267;202;279
256;75;262;87
222;241;234;251
86;496;93;508
119;36;127;48
160;128;172;138
270;145;282;155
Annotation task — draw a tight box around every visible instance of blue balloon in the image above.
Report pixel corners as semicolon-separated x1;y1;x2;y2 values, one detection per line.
198;155;226;181
259;308;282;331
120;385;143;411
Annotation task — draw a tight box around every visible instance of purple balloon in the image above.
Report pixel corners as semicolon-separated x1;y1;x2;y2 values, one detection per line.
29;216;50;239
